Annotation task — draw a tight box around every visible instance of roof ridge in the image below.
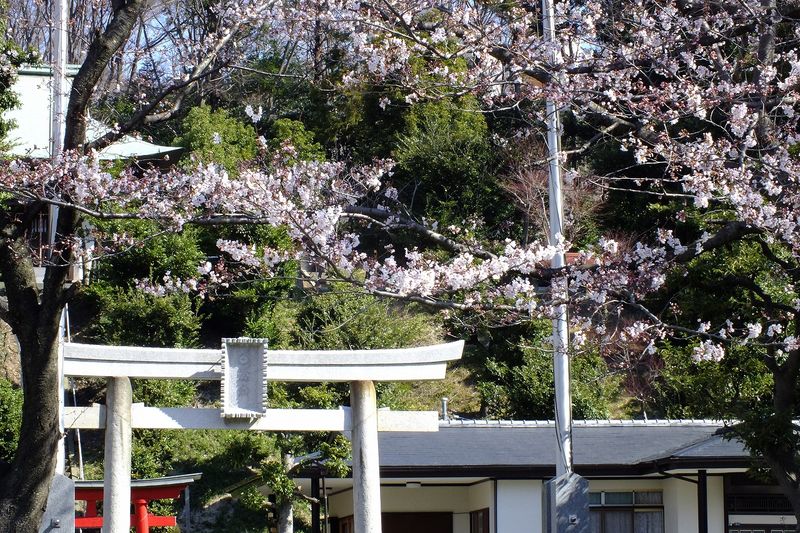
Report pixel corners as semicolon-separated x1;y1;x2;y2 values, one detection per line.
441;419;729;428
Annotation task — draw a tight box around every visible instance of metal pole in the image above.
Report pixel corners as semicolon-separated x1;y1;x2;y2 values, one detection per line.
103;377;132;533
51;0;68;476
56;311;66;475
49;0;67;238
542;0;573;477
322;475;329;533
350;380;382;533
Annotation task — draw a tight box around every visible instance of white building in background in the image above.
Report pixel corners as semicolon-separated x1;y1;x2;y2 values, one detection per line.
3;65;182;279
4;65;180;160
291;419;795;533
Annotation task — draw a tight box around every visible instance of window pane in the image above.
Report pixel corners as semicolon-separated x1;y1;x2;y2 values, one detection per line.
634;510;664;533
604;510;633;532
589;492;602;505
605;492;634;505
635;491;663;505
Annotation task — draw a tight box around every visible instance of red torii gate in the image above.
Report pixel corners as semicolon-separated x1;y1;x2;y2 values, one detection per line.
74;473;201;532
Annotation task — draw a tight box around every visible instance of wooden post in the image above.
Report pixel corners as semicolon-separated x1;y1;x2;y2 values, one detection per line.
311;476;321;533
134;499;150;533
698;469;708;533
350;381;381;533
103;377;132;533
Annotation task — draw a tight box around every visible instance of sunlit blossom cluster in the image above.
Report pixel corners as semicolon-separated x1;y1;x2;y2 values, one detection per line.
3;0;798;366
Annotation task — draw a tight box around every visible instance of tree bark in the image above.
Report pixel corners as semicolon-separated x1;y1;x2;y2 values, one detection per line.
0;0;144;528
0;226;68;531
65;0;147;152
767;338;800;532
278;453;294;533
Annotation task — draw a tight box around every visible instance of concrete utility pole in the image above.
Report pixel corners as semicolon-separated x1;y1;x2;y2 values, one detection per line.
542;0;573;478
541;3;591;531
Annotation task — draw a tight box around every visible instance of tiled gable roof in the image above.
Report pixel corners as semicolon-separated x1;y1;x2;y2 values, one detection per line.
376;420;751;477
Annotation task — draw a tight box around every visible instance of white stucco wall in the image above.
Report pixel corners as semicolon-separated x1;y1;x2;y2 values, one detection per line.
327;488;354;518
453;512;470;533
663;477;700;533
468;480;495;533
327;485;473;517
707;476;725;533
326;481;495;533
591;476;725;533
326;475;726;533
496;479;543;533
380;485;472;513
663;475;726;533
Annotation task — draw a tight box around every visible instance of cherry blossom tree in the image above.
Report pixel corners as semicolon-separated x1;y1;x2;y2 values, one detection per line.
0;0;311;527
324;0;800;521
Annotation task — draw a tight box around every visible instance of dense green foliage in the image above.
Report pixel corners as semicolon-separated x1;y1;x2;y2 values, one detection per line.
472;321;620;420
393;98;513;233
267;119;326;162
0;378;21;464
91;220;205;286
80;285;201;348
176;104;259;172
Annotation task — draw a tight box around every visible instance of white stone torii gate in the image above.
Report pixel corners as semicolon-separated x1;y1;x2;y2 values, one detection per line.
62;339;463;533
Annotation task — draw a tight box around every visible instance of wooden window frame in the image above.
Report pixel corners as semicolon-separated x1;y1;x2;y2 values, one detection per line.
470;507;490;533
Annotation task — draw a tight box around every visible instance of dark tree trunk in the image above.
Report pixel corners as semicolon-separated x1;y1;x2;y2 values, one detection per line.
0;213;73;531
0;1;144;528
767;345;800;532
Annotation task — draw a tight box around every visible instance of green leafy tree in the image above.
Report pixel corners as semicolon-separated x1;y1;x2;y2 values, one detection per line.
393;97;512;232
267;119;325;162
80;286;201;348
474;320;620;420
176;104;258;172
90;220;205;287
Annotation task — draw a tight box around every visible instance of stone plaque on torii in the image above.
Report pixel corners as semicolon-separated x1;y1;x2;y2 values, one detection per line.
62;338;464;533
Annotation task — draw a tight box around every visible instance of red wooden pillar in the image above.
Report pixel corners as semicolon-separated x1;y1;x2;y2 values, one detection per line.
134;498;150;533
85;498;98;517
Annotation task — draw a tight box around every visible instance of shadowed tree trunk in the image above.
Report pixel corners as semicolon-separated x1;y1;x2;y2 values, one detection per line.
0;1;145;529
0;206;77;530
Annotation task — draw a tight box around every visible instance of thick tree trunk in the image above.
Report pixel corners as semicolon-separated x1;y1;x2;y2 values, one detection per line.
0;0;143;528
765;336;800;532
0;230;66;531
0;330;61;531
278;500;294;533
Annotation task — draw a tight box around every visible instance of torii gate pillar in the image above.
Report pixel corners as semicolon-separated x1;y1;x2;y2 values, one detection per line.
103;377;132;533
350;381;381;533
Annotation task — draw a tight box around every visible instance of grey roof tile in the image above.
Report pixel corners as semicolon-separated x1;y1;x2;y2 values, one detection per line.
377;421;750;471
